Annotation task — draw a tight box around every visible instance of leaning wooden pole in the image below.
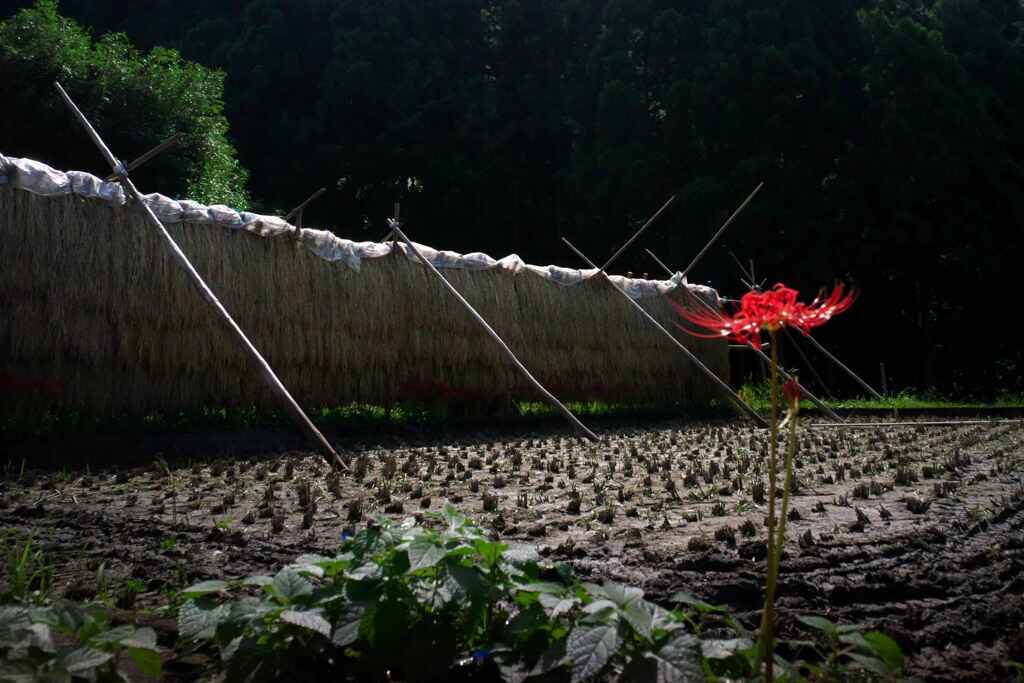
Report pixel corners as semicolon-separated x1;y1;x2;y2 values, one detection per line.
388;219;598;441
680;182;764;280
563;239;768;428
54;82;347;471
600;195;676;272
794;328;888;403
646;249;844;423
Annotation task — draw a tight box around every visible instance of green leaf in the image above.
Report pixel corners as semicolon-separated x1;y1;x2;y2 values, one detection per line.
0;660;37;683
582;599;618;622
62;646;114;673
332;607;364;648
89;624;136;644
241;575;273;588
539;593;579;620
280;610;332;638
505;605;546;640
602;582;652;639
502;544;540;566
625;631;705;682
847;652;888;676
669;592;726;613
181;579;229;597
517;581;566;595
864;631;904;672
270;569;313;603
127;646;163;678
407;536;446;571
473;539;507;567
796;615;837;636
702;637;753;660
178;600;231;641
447;562;489;600
119;626;159;650
443;503;466;532
567;624;621;682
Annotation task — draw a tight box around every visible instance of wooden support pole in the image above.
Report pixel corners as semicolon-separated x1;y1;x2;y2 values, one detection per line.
284;187;327;222
563;238;768;427
795;327;896;418
388;220;598;441
104;132;185;182
680;182;764;281
646;248;844;423
600;195;676;272
54;82;348;471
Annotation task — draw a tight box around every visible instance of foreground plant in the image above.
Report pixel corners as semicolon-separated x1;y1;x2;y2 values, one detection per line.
675;282;855;679
172;504;910;682
0;601;162;680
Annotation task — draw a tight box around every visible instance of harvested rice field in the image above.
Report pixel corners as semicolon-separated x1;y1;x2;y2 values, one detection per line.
2;415;1023;681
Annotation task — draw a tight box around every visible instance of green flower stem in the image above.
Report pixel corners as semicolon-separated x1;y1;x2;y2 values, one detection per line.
775;399;800;559
759;329;781;679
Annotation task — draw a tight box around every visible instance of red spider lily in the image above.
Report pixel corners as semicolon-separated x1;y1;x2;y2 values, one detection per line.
673;283;856;349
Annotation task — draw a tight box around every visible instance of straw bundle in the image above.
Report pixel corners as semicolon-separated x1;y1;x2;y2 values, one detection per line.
0;187;727;416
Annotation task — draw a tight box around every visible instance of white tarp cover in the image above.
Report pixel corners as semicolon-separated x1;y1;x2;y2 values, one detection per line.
0;153;716;303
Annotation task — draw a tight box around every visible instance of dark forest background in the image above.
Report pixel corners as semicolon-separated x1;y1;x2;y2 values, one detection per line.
2;0;1022;399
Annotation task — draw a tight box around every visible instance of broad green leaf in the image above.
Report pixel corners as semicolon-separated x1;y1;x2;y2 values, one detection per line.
90;624;136;644
539;593;579;620
119;626;159;650
332;606;364;647
221;635;243;662
443;503;466;531
62;646;114;673
473;539;507;567
864;631;904;672
648;603;685;635
656;632;704;681
0;606;30;630
280;609;332;638
270;569;313;603
127;646;163;678
602;583;651;638
288;562;325;579
625;632;705;682
567;624;621;682
502;544;540;566
669;592;726;613
847;652;888;676
0;660;37;683
796;615;837;636
839;631;871;651
582;599;617;621
407;536;447;571
516;581;566;595
702;637;754;660
505;606;547;639
447;562;488;600
181;580;229;597
242;575;273;588
178;600;231;641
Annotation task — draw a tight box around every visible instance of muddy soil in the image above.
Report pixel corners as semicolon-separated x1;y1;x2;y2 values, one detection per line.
1;415;1022;681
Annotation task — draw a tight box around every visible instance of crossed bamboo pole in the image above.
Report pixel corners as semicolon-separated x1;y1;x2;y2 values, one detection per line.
387;217;598;441
54;82;348;471
727;255;895;417
562;238;768;427
646;249;844;423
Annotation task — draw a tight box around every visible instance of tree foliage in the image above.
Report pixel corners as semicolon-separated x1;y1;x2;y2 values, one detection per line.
0;0;248;207
1;0;1022;395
